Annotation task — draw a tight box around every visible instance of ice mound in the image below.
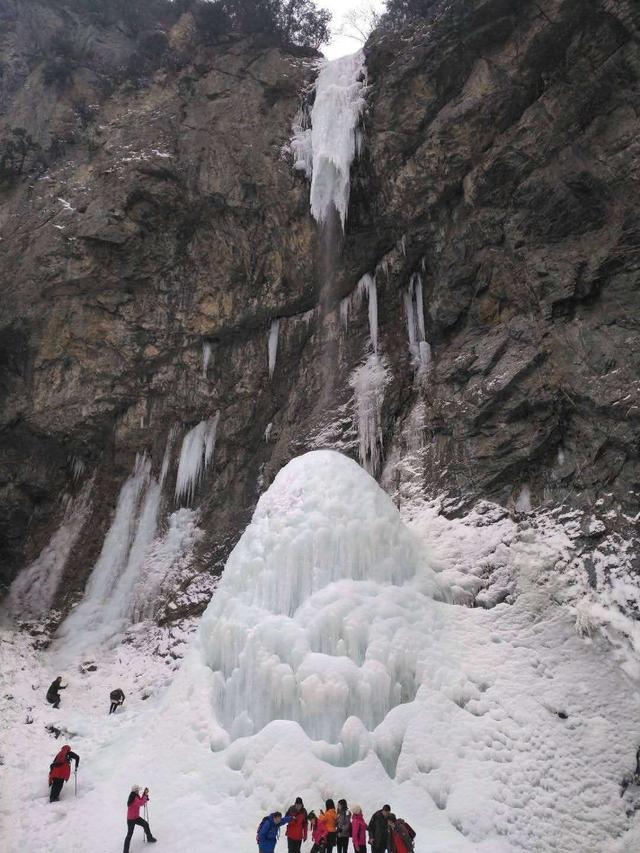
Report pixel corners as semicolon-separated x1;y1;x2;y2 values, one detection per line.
198;450;441;743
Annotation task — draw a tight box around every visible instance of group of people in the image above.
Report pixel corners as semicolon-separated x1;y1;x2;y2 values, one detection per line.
258;799;415;853
47;744;157;852
46;676;125;714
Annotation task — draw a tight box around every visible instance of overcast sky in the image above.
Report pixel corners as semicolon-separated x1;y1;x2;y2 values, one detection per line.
320;0;386;59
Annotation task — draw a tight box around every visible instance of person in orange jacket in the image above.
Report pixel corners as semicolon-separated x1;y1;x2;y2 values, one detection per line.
323;799;337;853
285;797;308;853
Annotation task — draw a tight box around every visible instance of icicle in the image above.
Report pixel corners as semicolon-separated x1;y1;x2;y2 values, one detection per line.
268;319;280;380
159;425;179;488
264;422;273;442
291;51;367;228
174;413;220;505
349;353;390;475
69;455;85;482
202;342;213;378
404;273;430;369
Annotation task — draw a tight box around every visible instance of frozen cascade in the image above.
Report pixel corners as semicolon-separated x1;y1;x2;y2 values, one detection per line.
56;454;162;653
202;342;213;378
404;272;431;368
267;319;280;379
7;480;93;618
339;273;377;352
175;414;220;505
291;51;366;227
198;450;440;744
349;354;390;475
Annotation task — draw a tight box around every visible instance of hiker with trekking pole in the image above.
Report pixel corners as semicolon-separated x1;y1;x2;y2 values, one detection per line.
123;785;157;852
48;744;80;802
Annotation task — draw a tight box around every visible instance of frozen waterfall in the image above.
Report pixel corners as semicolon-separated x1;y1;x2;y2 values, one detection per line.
175;414;220;505
291;51;367;228
197;450;440;745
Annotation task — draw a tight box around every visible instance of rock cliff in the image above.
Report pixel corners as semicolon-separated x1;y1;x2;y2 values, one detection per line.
1;0;639;626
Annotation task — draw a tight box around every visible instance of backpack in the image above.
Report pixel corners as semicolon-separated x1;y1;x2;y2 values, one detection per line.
337;810;352;836
397;820;416;849
256;816;269;843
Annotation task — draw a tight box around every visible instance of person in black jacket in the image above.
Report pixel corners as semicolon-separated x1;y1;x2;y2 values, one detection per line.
46;677;67;709
109;688;126;714
367;805;391;853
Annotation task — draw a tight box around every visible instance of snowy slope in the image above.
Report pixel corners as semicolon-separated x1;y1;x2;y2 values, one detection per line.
2;451;640;853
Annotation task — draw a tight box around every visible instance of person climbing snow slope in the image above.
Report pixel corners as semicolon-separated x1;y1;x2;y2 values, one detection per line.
123;786;157;852
46;676;67;709
109;687;125;714
48;745;79;802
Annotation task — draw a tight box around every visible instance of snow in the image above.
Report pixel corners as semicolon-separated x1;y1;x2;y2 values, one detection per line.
174;414;220;505
3;451;640;853
349;354;390;475
291;51;367;227
268;319;280;379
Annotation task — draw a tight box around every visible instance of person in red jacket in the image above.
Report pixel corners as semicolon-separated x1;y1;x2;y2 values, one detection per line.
387;814;415;853
48;744;79;802
123;785;157;852
285;797;308;853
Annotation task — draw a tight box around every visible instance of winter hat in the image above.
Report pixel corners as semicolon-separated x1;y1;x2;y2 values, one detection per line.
131;785;140;793
352;805;362;815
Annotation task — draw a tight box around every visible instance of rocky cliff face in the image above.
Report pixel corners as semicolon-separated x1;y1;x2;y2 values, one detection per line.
1;0;639;627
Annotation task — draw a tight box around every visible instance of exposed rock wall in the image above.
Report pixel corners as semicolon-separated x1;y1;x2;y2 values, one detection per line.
1;0;639;621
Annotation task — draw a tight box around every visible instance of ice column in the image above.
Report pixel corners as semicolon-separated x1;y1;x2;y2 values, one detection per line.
404;273;431;368
349;354;389;475
291;51;367;228
175;414;220;505
268;319;280;379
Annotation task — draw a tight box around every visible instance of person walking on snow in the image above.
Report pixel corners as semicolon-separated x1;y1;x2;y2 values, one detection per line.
387;814;416;853
336;799;351;853
367;804;391;853
109;688;126;714
350;806;367;853
257;811;293;853
123;786;157;852
285;797;308;853
46;676;67;709
48;744;79;802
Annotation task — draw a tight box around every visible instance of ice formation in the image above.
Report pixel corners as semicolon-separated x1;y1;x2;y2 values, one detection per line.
174;414;220;505
268;319;280;379
7;481;92;618
339;272;378;352
198;450;440;744
404;272;431;368
56;454;162;652
349;354;390;475
202;342;213;378
291;51;367;227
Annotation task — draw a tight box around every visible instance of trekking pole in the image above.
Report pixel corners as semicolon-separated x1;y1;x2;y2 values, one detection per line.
144;803;149;843
74;768;77;797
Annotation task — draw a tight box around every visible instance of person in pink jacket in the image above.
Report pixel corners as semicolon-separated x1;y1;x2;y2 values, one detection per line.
309;810;329;852
123;785;157;852
350;806;367;853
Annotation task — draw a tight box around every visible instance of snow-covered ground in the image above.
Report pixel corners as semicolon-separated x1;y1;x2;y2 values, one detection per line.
2;450;640;853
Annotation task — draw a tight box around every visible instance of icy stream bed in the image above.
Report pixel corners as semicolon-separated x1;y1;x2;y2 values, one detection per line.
2;451;640;852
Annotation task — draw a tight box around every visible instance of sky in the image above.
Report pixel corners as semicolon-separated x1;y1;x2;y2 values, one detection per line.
321;0;386;59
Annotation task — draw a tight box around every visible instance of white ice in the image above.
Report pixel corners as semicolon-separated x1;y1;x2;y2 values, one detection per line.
268;319;280;380
3;451;640;853
291;51;367;227
404;272;431;368
349;354;390;475
174;414;220;505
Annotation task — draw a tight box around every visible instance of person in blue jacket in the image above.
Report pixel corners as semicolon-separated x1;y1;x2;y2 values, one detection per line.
257;811;293;853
